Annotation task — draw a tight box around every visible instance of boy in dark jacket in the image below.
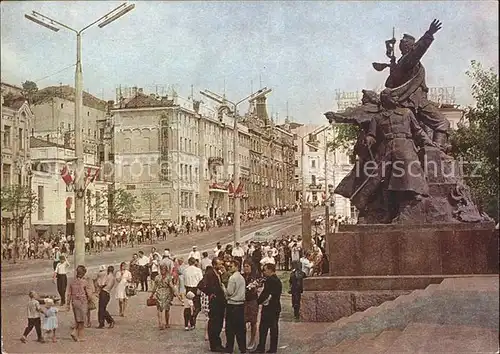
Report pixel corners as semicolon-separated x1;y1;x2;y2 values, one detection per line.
289;261;306;320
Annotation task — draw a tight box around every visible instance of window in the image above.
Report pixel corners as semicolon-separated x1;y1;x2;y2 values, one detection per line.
38;186;44;221
100;128;104;139
68;123;71;131
311;159;316;168
2;164;11;186
311;175;317;185
87;112;90;116
3;125;11;147
60;103;64;109
295;159;299;167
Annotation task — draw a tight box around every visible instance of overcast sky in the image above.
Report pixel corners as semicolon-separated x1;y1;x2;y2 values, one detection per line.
1;1;498;124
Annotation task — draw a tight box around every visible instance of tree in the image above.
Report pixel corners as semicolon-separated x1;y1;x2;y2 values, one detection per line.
141;190;161;230
326;124;359;155
85;189;107;236
0;184;38;263
450;60;499;220
21;80;38;104
108;188;137;225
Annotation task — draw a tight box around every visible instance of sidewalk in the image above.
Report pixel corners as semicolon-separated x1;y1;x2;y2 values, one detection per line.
4;291;211;354
3;290;315;354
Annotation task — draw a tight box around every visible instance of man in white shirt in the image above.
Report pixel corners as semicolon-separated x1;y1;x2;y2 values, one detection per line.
213;242;223;258
231;242;245;271
260;250;276;269
200;252;211;272
188;246;201;262
184;257;203;328
224;259;247;353
137;251;150;292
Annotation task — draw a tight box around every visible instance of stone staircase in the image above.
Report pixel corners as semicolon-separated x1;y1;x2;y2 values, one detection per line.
284;276;499;353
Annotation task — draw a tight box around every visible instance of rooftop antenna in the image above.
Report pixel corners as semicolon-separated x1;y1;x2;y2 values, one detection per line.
190;84;194;100
259;73;262;87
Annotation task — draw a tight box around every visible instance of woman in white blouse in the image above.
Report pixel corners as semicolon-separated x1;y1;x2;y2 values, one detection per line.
115;261;132;316
53;255;70;306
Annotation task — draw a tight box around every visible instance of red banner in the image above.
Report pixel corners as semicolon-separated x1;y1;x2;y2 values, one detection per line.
60;166;73;186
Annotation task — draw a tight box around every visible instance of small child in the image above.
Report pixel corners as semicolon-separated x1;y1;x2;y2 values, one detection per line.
20;291;44;343
183;291;195;331
42;298;58;342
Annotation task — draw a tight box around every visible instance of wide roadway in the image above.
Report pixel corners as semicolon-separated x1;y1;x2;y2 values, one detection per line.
1;211;316;353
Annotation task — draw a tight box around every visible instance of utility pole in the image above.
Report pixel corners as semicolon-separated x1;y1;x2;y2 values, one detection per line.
26;3;135;268
324;127;330;240
201;87;271;244
300;124;331;252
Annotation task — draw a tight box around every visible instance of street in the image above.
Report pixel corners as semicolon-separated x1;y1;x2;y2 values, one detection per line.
1;212;317;353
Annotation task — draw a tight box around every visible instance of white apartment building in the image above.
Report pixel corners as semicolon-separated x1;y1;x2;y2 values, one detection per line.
30;137;108;237
292;124;355;219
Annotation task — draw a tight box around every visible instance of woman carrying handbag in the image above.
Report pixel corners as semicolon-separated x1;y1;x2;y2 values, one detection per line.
149;263;179;330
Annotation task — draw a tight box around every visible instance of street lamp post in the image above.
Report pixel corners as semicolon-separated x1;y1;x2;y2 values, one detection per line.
201;87;271;244
298;124;331;252
26;3;135;267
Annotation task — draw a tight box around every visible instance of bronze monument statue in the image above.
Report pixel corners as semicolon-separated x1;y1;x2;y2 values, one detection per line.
325;19;491;224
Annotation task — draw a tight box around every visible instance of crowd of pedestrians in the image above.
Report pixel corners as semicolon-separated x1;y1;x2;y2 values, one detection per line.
3;205;297;262
19;229;329;353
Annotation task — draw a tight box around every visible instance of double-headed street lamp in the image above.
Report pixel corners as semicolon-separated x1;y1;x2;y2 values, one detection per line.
200;87;271;244
25;3;135;267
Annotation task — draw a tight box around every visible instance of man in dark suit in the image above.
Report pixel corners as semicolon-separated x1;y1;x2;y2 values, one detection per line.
253;263;282;353
198;257;226;352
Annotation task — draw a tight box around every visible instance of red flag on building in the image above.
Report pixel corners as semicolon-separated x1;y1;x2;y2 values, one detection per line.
228;181;235;194
90;168;100;183
235;182;244;195
60;166;73;186
86;167;92;184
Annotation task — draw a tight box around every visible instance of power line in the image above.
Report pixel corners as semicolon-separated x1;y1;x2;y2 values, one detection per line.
33;64;76;83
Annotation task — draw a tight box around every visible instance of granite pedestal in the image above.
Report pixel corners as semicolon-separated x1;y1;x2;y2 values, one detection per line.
301;223;498;322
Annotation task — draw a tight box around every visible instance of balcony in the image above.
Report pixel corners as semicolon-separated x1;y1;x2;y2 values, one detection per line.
208;182;228;193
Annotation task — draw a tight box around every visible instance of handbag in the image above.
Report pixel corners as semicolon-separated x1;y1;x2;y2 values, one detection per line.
88;295;97;310
146;296;157;307
125;284;136;297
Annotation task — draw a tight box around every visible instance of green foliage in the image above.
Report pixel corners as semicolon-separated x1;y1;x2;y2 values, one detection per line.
141;190;161;223
327;124;359;155
449;60;499;220
21;80;38;104
108;188;137;225
0;184;38;231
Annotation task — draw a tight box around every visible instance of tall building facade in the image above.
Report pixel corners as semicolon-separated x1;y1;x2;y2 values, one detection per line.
245;96;296;209
0;92;33;241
